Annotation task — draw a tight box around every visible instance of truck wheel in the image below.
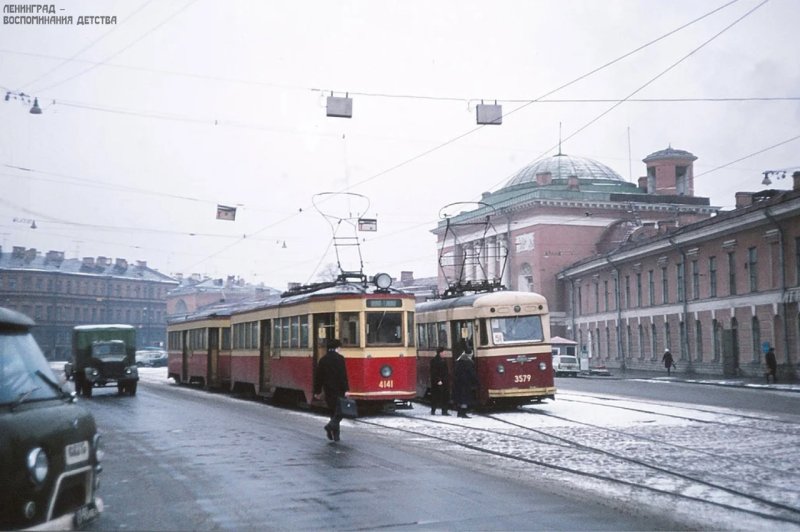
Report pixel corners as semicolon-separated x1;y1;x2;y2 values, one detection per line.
83;381;93;398
117;383;125;395
129;382;137;396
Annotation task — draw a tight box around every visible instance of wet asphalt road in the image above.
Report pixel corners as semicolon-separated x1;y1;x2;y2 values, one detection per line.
79;375;680;531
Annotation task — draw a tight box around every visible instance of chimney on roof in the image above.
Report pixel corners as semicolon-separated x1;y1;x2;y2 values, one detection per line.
97;256;110;267
136;260;147;269
114;258;128;271
287;282;301;291
12;246;25;259
82;257;95;269
24;248;37;262
638;176;648;192
45;250;65;265
794;171;800;191
735;191;754;209
400;271;414;284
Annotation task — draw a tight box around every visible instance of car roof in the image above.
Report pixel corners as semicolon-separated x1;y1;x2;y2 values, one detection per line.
0;306;35;330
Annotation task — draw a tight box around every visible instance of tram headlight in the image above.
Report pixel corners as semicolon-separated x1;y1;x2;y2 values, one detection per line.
539;361;547;371
27;447;48;485
373;273;392;290
496;364;505;374
380;365;393;378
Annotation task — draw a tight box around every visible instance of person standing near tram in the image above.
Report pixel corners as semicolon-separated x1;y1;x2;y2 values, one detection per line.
453;349;478;419
313;338;349;442
430;346;450;415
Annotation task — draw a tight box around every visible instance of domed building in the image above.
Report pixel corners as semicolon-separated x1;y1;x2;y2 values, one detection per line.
432;147;717;337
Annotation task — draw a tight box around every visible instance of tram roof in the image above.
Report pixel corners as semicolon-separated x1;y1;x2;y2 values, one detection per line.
416;290;547;313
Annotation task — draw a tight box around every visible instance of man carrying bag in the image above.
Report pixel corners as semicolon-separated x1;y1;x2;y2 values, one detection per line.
313;338;350;442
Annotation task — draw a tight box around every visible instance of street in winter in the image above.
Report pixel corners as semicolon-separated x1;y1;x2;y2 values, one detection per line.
78;367;800;531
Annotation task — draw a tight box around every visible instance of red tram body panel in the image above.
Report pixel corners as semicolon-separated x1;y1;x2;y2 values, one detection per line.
415;290;555;407
167;307;233;389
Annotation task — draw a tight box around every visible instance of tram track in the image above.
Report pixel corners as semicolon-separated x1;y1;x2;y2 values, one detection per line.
555;392;800;433
358;407;800;527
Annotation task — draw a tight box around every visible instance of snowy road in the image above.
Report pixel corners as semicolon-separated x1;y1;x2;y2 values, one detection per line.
79;367;800;530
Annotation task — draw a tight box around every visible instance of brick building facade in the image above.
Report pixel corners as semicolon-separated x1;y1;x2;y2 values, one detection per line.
0;247;178;359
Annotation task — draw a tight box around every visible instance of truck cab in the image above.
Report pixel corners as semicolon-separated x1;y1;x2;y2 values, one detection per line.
71;325;139;397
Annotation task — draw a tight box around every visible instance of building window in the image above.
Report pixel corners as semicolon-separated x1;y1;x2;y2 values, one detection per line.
605;327;611;360
638;324;645;360
626;324;632;359
651;323;658;361
676;262;685;303
679;320;687;360
661;266;669;304
664;321;672;352
613;275;619;311
636;273;642;307
728;252;736;295
709;256;717;297
691;260;699;300
576;286;582;316
695;320;703;362
751;317;761;363
748;247;758;292
624;276;631;310
648;270;655;305
604;280;609;312
795;237;800;286
594;282;599;314
712;319;722;362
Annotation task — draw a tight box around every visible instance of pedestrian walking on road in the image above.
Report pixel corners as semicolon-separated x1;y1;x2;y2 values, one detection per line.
662;349;676;376
765;347;778;384
313;338;349;442
430;347;450;415
453;351;478;418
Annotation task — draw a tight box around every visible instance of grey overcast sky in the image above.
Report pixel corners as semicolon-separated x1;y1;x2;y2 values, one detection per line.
1;0;798;290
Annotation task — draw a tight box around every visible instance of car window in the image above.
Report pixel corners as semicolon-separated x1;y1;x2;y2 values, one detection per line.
0;331;61;405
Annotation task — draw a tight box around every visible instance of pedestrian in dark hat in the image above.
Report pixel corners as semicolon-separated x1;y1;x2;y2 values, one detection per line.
453;351;478;418
313;338;349;441
430;346;450;415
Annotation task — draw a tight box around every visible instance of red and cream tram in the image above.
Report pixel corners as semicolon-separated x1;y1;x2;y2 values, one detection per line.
415;290;555;407
221;273;416;408
167;304;234;389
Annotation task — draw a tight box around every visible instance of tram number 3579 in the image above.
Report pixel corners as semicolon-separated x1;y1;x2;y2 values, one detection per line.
514;374;532;383
378;379;394;389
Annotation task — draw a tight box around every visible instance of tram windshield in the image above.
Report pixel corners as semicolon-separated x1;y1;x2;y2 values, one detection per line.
490;315;544;345
366;311;403;345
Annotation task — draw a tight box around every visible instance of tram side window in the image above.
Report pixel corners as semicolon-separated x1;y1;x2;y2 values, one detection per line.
407;312;415;347
290;316;301;348
272;321;280;349
281;318;290;348
221;327;231;350
366;311;403;345
479;319;489;346
417;323;428;349
339;312;360;347
300;315;309;347
437;322;448;348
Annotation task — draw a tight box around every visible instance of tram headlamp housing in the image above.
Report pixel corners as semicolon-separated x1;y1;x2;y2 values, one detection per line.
27;447;48;485
496;364;505;374
380;365;392;378
373;273;392;290
539;361;547;371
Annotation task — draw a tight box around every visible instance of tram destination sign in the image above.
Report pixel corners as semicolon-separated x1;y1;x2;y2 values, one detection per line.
367;299;402;308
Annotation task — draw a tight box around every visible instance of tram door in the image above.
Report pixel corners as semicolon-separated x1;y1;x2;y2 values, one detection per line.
181;331;189;383
312;313;335;383
451;320;474;357
208;327;219;388
259;320;272;394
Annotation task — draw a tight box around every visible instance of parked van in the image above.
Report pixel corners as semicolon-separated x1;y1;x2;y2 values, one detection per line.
0;307;103;529
552;354;580;377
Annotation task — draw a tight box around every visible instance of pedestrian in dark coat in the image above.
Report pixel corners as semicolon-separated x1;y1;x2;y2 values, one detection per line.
453;351;478;418
765;347;778;384
313;338;349;441
430;347;450;415
662;349;675;376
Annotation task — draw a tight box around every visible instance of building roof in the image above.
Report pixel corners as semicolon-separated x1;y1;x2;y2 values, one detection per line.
504;153;626;188
642;146;697;163
0;247;177;284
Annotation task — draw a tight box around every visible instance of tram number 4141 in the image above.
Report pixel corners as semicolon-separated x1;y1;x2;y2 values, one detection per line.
378;379;394;389
514;374;532;383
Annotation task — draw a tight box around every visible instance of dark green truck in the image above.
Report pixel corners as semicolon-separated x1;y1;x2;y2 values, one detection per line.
65;324;139;397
